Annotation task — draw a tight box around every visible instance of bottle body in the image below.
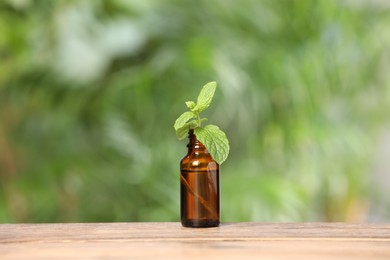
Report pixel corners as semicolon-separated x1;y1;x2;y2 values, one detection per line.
180;130;220;228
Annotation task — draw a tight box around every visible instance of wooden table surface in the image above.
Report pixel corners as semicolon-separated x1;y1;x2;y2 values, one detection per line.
0;222;389;259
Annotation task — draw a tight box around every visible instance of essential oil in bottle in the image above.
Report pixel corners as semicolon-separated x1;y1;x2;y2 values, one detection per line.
180;130;220;228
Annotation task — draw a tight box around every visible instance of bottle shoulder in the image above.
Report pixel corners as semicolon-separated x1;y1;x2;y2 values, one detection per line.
181;130;219;171
180;151;219;171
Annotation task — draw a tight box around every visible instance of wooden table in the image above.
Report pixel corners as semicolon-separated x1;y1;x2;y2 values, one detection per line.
0;222;389;259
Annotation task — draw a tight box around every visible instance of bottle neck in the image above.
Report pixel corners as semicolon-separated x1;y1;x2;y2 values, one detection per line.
187;130;207;153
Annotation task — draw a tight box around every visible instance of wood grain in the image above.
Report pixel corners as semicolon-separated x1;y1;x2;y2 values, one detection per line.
0;222;389;259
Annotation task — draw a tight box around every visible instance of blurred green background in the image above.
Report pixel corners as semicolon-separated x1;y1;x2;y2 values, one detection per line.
1;0;390;223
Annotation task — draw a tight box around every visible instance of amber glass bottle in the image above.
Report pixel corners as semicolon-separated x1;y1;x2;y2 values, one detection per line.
180;130;220;228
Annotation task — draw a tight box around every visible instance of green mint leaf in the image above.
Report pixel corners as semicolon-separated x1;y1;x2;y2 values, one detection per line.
185;101;196;110
174;81;229;163
176;123;194;140
193;81;216;112
194;124;229;164
176;118;208;140
186;119;200;129
174;111;196;131
198;117;208;124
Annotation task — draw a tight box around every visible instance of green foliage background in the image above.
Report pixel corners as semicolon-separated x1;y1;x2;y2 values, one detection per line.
1;0;390;223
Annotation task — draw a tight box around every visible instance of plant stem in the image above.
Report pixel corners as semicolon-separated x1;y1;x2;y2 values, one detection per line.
197;112;202;128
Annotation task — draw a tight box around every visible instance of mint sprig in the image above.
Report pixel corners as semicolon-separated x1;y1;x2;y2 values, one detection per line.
173;81;230;164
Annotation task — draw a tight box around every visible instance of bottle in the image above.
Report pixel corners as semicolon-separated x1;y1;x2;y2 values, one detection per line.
180;130;220;228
